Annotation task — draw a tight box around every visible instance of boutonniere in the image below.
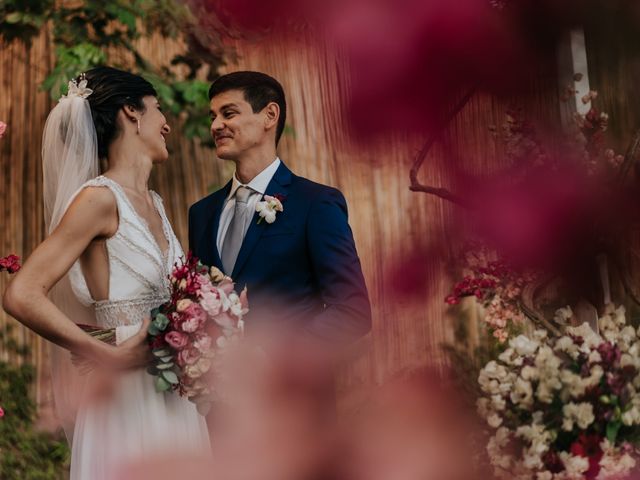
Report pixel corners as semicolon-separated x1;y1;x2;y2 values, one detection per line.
256;193;286;224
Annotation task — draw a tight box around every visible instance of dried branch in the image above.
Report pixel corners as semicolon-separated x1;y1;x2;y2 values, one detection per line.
409;86;478;207
520;278;562;336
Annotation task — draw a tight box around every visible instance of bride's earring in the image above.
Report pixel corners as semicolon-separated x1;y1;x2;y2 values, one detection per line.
136;119;141;135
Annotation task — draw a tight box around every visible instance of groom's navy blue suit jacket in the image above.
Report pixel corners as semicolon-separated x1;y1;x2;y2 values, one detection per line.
188;161;371;341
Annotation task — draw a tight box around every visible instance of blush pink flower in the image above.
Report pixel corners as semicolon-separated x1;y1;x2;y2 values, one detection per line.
214;310;236;330
200;288;222;318
165;331;189;350
0;121;6;139
193;334;212;353
180;303;207;333
0;406;4;418
177;348;200;367
218;278;235;296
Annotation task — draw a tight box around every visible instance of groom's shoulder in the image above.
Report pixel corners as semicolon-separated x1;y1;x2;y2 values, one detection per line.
189;184;229;212
290;174;346;204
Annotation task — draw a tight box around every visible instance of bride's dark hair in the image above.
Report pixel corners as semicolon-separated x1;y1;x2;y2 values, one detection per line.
78;66;157;159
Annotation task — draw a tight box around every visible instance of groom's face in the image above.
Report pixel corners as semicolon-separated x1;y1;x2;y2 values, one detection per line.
209;89;267;160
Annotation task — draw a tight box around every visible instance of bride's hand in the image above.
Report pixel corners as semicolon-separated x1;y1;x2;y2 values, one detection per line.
108;317;153;370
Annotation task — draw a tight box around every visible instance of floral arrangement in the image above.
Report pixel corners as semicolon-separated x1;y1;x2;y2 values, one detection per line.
0;254;21;273
478;305;640;479
146;252;248;415
446;247;535;342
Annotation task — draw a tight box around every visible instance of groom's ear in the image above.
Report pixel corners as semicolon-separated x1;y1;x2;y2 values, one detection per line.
264;102;280;130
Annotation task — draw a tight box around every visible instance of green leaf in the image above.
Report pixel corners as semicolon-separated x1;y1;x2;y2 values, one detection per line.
6;13;23;24
148;323;160;336
117;9;137;31
152;348;170;357
153;313;169;331
150;307;160;318
146;365;158;375
155;375;171;392
159;355;174;363
606;421;622;444
156;362;174;370
161;370;179;385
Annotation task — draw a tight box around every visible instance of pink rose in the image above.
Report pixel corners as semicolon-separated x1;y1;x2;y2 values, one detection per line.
214;310;236;330
200;288;222;317
218;278;235;295
0;121;6;139
193;334;212;353
198;275;213;291
181;303;207;333
0;254;21;273
165;331;189;350
0;406;4;418
177;348;200;366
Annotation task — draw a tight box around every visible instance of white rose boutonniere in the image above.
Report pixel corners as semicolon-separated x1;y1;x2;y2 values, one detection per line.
256;194;285;224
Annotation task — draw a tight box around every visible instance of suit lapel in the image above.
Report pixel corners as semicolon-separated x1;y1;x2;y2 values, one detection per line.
231;162;293;278
201;180;232;270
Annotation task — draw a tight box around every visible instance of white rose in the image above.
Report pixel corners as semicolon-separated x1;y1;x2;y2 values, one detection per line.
562;402;595;431
553;306;573;325
521;365;539;381
558;452;589;477
487;413;503;428
510;378;533;408
510;335;539;356
176;298;193;312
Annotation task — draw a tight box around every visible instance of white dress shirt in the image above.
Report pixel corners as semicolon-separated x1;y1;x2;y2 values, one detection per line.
216;157;281;253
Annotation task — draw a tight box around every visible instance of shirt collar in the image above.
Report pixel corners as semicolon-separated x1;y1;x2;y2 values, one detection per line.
228;157;281;200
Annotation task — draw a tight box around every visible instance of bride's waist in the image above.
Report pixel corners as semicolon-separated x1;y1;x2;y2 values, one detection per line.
94;294;168;329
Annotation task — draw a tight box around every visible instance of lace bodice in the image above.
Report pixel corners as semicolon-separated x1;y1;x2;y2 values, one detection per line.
68;176;182;329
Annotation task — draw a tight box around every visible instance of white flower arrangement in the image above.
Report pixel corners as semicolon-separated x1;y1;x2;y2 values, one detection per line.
478;305;640;479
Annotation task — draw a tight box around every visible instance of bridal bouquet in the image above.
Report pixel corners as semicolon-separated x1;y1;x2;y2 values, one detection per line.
80;253;248;414
478;305;640;479
147;252;248;414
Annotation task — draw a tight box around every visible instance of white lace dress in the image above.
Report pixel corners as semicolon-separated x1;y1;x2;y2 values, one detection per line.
66;176;210;479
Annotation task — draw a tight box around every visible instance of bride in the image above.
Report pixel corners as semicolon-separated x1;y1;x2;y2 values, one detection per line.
2;66;210;478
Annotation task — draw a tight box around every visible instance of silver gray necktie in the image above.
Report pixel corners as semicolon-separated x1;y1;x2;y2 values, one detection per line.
221;186;253;274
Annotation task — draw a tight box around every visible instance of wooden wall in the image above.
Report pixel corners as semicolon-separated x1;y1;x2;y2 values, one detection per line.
0;26;562;419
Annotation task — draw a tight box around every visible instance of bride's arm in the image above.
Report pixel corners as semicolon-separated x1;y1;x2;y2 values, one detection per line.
2;187;147;369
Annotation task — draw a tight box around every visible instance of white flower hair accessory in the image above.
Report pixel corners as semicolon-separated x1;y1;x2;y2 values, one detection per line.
256;194;285;224
61;73;93;100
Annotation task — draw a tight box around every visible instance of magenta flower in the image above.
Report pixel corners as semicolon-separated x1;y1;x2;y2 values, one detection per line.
0;121;6;139
165;331;189;350
0;254;21;273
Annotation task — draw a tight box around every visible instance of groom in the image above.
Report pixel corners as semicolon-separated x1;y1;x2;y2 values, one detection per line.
188;71;371;342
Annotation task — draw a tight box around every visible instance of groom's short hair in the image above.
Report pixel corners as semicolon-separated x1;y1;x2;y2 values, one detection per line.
208;71;287;144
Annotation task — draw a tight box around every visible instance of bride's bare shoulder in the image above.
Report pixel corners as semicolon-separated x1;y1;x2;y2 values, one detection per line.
61;185;118;237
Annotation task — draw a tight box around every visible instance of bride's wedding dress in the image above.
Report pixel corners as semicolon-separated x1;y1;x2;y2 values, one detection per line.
66;175;209;479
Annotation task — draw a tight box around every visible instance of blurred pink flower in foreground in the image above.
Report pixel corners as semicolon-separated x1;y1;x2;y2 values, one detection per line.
0;407;4;418
0;121;6;138
0;254;21;273
203;0;628;138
